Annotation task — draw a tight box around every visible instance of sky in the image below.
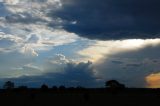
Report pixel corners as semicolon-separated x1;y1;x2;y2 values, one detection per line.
0;0;160;88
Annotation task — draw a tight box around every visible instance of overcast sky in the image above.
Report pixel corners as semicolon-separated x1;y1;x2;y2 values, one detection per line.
0;0;160;88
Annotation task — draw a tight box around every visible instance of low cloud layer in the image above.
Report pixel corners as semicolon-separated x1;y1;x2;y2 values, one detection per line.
1;61;100;88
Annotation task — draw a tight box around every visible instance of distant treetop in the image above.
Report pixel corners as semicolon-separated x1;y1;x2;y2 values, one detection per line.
3;81;14;89
105;80;125;88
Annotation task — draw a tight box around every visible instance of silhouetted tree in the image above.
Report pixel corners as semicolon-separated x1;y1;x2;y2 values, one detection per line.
3;81;14;89
52;86;58;90
105;80;125;88
41;84;48;90
59;85;66;90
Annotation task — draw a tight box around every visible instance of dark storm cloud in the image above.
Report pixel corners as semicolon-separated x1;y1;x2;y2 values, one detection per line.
111;60;124;64
126;63;142;67
50;0;160;40
3;62;100;88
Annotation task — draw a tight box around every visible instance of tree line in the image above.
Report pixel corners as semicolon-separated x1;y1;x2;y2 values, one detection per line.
2;80;126;90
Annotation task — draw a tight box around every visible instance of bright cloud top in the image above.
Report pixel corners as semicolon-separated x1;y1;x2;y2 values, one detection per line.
78;39;160;62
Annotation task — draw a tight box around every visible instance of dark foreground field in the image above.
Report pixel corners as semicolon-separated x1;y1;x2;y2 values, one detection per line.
0;88;160;106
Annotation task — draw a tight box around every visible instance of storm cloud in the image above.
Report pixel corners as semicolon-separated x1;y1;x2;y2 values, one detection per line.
51;0;160;40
